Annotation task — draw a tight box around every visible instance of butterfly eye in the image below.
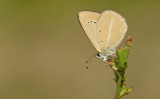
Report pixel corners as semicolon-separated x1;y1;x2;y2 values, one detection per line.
95;53;101;58
99;30;101;32
97;53;100;57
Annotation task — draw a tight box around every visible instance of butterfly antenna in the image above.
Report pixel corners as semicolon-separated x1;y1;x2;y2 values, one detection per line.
85;53;96;69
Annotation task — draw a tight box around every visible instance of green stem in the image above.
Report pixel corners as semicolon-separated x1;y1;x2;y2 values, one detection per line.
114;72;123;99
109;37;133;99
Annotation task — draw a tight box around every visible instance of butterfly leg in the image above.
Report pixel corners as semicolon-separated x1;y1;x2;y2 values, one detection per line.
103;55;108;62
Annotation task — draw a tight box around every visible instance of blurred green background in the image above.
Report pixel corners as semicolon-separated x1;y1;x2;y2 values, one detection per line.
0;0;160;99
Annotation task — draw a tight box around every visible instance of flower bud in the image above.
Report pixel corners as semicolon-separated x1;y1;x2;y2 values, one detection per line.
126;37;132;46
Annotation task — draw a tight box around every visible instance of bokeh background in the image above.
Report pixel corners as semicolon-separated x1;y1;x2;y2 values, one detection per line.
0;0;160;99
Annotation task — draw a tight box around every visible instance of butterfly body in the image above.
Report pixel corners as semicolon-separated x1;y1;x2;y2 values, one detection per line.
78;10;128;61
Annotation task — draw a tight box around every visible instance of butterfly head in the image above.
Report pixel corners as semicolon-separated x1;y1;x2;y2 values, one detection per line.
95;52;108;62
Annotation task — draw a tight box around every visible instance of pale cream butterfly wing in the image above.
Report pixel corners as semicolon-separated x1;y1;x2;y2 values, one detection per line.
97;10;128;52
78;11;101;52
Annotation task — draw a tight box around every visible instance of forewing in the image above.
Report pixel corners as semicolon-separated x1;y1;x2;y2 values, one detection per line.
97;10;128;51
78;11;101;52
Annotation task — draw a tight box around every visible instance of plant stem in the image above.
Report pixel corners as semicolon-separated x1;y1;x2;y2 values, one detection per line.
114;72;123;99
108;37;133;99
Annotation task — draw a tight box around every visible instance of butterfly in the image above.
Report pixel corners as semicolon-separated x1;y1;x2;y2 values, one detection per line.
78;10;128;61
